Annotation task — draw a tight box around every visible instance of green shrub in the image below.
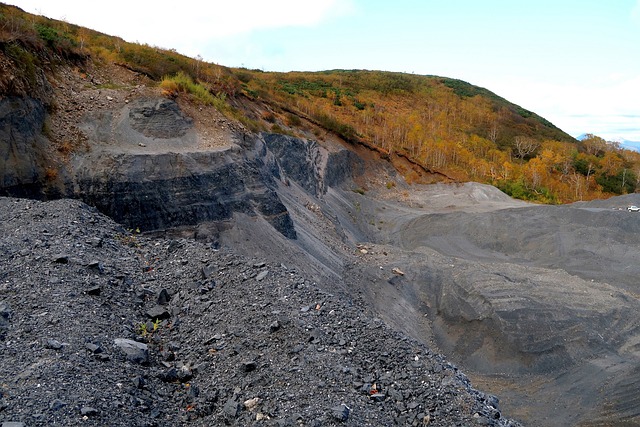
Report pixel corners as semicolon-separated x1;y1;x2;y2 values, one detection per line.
312;112;358;143
596;170;637;195
4;42;37;87
353;99;366;110
36;24;59;47
495;179;557;203
161;71;224;108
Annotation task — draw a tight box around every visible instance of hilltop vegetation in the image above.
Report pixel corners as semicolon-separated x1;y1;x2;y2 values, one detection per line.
2;3;639;203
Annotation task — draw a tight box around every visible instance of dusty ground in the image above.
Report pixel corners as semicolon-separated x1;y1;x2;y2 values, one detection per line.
207;172;640;427
0;196;520;427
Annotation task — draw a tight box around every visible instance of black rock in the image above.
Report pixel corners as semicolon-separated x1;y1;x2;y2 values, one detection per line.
86;285;102;296
160;368;179;383
80;406;99;416
50;399;67;411
0;302;11;329
157;289;171;305
53;255;69;264
331;404;350;422
132;376;145;389
270;320;281;332
85;342;103;354
146;305;170;321
242;361;257;372
113;338;149;364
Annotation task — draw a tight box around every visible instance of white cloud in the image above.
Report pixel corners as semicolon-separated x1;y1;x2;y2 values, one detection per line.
7;0;354;54
480;74;640;141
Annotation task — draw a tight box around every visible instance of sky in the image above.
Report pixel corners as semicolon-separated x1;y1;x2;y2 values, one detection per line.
7;0;640;143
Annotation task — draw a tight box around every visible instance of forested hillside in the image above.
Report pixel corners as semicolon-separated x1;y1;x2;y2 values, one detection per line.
2;2;638;203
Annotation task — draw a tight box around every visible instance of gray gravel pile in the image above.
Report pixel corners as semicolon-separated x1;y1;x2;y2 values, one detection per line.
0;197;520;426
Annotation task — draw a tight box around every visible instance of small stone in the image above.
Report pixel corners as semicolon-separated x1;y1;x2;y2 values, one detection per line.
203;335;220;345
186;384;199;401
256;270;269;281
146;305;170;321
160;348;175;361
157;289;171;305
392;267;405;276
45;339;63;350
85;342;103;354
132;376;145;389
201;265;216;279
423;414;431;425
50;399;67;411
0;302;11;328
80;407;99;416
242;361;257;372
86;285;101;296
331;404;350;422
370;393;386;402
177;365;193;382
223;399;240;418
475;415;491;425
160;368;178;383
2;423;26;427
113;338;148;364
270;320;281;332
244;397;260;410
253;262;266;268
256;413;270;421
53;255;69;264
87;261;104;273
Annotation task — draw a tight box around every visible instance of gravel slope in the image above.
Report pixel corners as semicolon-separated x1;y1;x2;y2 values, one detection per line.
0;197;519;427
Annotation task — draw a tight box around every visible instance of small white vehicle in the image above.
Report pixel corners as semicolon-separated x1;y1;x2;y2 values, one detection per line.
627;205;639;212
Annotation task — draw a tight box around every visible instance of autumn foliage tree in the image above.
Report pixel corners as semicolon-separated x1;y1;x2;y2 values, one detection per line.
2;3;638;204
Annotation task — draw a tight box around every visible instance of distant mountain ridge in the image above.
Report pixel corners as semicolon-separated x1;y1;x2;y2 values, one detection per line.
577;133;640;152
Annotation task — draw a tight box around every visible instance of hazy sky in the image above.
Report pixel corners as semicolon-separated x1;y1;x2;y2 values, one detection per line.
8;0;640;141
